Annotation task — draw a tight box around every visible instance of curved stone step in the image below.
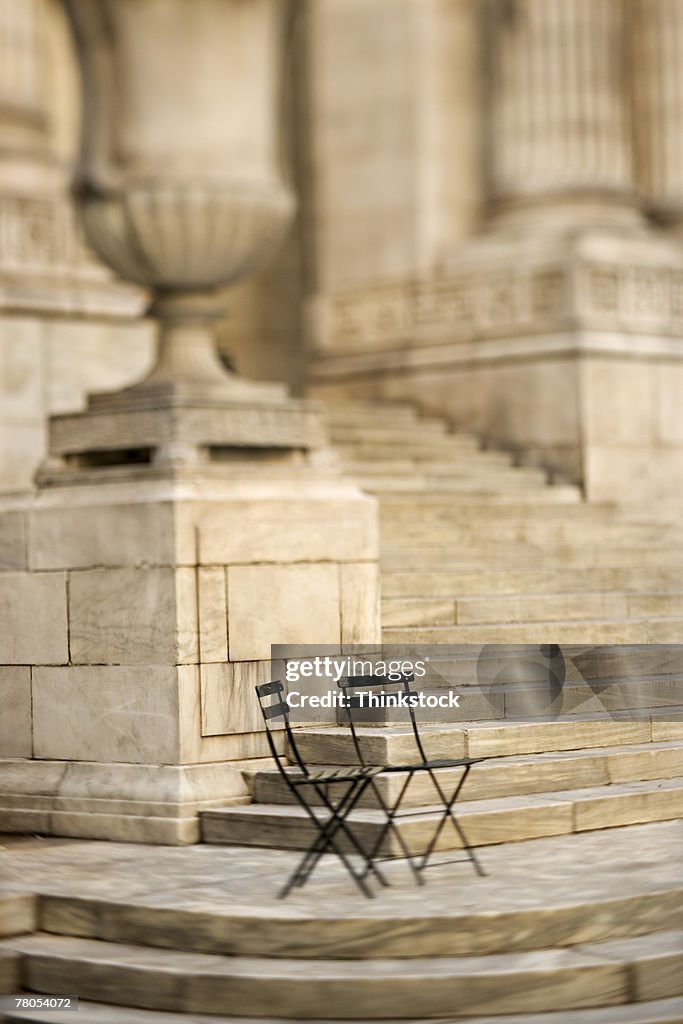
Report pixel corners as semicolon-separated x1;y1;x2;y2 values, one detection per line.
2;995;683;1023
0;950;20;995
2;823;682;961
31;867;683;961
5;928;683;1018
0;893;35;939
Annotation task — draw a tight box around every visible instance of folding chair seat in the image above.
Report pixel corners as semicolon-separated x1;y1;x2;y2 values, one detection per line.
255;680;388;898
338;673;488;879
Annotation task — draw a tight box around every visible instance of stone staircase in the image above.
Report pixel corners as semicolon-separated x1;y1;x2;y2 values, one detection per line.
2;400;682;1023
189;401;683;1019
202;716;683;854
325;401;683;644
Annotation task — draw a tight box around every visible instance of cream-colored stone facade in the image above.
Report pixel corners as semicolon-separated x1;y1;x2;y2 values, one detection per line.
2;0;683;498
0;0;681;845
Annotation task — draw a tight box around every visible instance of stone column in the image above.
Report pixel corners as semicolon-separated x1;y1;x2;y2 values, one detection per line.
487;0;636;228
632;0;683;227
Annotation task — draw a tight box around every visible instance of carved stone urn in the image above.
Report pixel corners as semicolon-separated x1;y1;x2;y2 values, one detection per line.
50;0;322;474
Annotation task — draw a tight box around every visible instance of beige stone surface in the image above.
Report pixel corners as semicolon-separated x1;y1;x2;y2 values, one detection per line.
177;665;274;764
0;667;32;758
0;892;35;938
0;510;26;569
29;501;181;571
69;567;197;665
0;320;43;422
197;567;228;663
340;561;381;643
0;419;46;493
0;317;151;496
574;778;683;832
198;499;378;565
0;949;19;995
1;930;630;1018
659;363;683;443
227;563;341;661
43;319;154;417
200;662;269;737
582;359;656;446
0;756;250;844
31;666;184;764
0;572;67;664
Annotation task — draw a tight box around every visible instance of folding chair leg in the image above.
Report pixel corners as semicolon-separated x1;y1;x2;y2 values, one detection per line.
361;771;424;885
303;775;390;888
280;829;375;900
419;764;486;877
279;777;387;897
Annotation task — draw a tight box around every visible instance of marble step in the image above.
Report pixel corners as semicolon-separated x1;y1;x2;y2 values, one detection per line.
377;487;583;505
373;642;683;676
343;453;515;474
380;521;681;546
10;824;682;962
3;996;683;1024
380;502;619;520
0;894;34;940
360;471;551;492
382;616;683;643
0;951;19;996
323;403;420;427
328;424;454;444
381;546;680;570
381;507;675;527
292;717;681;765
334;437;482;459
202;777;683;856
249;739;683;809
5;927;683;1018
382;592;683;627
381;566;683;598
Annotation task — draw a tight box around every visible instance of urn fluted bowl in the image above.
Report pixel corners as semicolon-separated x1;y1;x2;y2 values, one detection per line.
66;0;295;294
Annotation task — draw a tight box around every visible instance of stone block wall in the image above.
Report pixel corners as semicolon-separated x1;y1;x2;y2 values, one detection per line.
0;488;380;767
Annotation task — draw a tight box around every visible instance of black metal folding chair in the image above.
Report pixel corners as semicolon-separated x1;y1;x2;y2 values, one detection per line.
338;672;487;879
255;680;389;898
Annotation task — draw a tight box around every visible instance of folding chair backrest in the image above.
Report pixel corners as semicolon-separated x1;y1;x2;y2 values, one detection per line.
338;672;429;766
255;680;310;778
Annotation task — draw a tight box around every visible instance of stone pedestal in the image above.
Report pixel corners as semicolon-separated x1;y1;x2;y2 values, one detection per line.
0;0;382;845
0;465;380;842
